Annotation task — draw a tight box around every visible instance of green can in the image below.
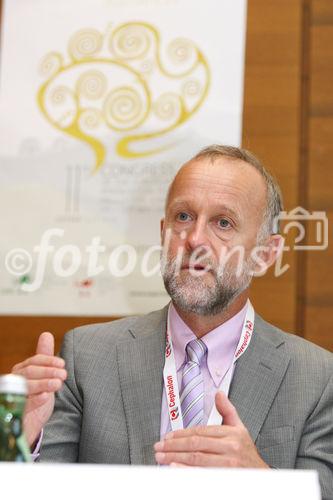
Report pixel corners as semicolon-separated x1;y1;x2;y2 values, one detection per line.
0;374;31;462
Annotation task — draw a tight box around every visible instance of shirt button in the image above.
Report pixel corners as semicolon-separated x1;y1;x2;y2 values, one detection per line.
215;370;222;377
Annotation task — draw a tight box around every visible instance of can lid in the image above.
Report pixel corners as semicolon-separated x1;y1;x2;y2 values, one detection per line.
0;374;27;395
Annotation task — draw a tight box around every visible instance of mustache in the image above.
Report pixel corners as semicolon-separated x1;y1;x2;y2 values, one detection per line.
161;249;254;279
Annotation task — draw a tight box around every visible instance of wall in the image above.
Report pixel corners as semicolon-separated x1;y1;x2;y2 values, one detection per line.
303;0;333;351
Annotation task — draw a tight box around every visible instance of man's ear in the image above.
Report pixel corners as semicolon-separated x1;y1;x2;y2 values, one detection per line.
251;234;285;276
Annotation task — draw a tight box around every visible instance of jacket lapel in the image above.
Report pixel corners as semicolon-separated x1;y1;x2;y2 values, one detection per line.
229;314;291;443
116;307;168;464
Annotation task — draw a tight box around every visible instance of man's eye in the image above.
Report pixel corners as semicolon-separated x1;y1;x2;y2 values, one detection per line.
217;218;231;229
176;212;190;222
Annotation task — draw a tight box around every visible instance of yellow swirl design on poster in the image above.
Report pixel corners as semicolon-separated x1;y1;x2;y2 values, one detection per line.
37;22;211;173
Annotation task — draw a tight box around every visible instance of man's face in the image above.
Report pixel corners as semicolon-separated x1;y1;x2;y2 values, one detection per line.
160;157;268;315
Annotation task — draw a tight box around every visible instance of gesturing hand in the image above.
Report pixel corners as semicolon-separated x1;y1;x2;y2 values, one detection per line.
11;332;67;447
154;391;269;468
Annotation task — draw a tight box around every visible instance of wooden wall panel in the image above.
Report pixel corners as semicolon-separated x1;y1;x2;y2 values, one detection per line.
312;0;333;22
243;0;303;333
303;0;333;351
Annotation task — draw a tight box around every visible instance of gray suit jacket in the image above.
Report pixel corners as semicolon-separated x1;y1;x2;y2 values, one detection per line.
39;307;333;498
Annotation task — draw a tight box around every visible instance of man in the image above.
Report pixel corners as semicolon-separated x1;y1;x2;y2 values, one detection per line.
12;146;333;498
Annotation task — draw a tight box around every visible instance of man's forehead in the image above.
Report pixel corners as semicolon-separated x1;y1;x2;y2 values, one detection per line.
168;157;266;202
177;156;260;182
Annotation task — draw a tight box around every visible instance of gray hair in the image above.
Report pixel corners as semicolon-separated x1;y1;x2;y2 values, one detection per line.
179;144;283;241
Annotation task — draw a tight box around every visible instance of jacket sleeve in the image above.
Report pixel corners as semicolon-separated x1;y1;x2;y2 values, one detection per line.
295;372;333;500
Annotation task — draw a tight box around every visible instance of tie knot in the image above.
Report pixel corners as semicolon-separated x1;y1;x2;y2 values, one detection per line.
185;338;207;366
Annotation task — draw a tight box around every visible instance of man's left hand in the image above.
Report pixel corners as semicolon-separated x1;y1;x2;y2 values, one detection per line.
154;391;269;468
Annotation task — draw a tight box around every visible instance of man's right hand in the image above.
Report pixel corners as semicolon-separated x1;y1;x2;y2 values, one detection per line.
11;332;67;447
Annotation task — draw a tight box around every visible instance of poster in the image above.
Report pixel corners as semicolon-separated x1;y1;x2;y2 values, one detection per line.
0;0;247;315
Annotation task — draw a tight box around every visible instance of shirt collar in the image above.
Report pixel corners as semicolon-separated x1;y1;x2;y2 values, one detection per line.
168;300;249;387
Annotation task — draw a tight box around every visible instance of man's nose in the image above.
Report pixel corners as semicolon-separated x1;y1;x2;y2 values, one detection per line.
185;219;210;252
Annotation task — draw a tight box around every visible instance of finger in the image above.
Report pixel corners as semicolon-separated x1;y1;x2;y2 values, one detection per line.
155;436;230;455
36;332;54;356
15;365;67;381
155;451;226;467
169;462;189;468
164;425;231;440
26;392;50;410
216;391;243;427
27;378;63;395
12;354;65;371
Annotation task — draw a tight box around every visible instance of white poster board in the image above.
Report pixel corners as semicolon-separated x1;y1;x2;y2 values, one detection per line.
0;0;247;315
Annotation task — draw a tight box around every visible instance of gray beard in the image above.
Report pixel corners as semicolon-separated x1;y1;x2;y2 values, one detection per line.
161;257;252;316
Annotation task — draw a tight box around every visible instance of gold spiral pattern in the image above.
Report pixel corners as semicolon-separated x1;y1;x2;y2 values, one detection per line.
182;79;201;97
103;87;145;129
37;22;211;169
79;108;102;130
39;52;63;77
76;71;107;100
68;29;103;61
153;93;181;121
167;38;195;65
109;24;151;60
50;86;73;106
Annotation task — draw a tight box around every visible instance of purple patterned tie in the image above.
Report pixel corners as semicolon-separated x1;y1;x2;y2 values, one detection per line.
180;338;207;428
